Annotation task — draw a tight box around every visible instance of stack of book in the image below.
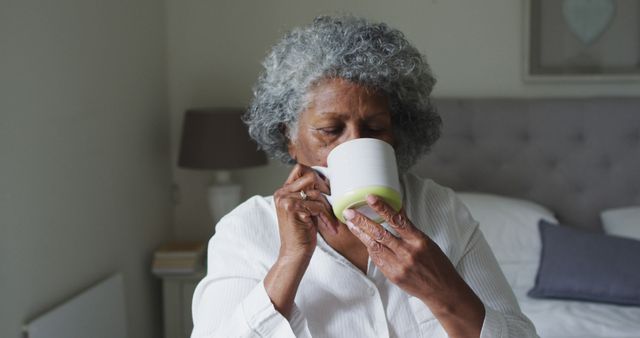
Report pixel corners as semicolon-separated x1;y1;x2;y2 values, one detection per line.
152;241;206;275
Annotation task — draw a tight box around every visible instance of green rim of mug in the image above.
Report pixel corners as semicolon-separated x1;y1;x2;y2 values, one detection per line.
333;186;402;223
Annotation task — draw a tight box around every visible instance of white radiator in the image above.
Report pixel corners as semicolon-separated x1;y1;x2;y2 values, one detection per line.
24;273;127;338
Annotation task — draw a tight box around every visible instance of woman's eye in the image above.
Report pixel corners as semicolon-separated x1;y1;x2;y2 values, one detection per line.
317;127;342;135
367;125;387;133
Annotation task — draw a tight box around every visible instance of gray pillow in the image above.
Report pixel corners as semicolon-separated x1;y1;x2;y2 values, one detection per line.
528;220;640;306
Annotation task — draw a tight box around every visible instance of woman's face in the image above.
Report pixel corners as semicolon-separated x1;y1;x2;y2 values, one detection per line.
287;78;394;167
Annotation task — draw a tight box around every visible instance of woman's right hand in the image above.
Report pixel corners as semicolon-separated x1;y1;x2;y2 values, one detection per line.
273;163;339;261
266;164;339;318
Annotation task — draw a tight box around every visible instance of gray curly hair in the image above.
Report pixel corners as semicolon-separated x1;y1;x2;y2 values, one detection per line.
244;15;441;171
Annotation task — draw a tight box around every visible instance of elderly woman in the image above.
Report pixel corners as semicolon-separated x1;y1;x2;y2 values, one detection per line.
192;16;537;338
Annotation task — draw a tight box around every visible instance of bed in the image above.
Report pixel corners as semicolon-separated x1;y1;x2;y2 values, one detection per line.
411;98;640;338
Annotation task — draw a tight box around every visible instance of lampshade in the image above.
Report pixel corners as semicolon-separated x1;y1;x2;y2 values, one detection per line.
178;108;267;170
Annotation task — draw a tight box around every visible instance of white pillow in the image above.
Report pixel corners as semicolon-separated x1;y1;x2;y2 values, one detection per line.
601;206;640;241
456;192;557;265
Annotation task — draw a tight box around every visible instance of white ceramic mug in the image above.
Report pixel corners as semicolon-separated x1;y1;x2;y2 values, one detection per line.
312;138;402;224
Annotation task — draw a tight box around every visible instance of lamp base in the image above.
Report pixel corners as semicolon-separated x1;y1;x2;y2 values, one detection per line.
208;182;242;224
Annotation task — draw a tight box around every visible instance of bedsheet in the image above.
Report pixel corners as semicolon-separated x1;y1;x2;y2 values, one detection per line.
515;285;640;338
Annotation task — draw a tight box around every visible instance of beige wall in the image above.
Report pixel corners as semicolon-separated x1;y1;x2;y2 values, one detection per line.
0;1;171;338
166;0;640;241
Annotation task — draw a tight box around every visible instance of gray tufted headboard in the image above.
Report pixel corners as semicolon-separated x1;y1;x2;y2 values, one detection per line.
412;98;640;231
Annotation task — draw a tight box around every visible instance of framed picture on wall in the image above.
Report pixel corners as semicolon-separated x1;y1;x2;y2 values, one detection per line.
524;0;640;81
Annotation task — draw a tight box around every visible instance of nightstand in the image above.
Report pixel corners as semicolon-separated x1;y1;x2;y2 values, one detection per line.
156;270;206;338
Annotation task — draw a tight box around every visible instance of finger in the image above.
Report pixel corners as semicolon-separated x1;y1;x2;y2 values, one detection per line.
285;170;330;195
312;167;331;187
310;201;339;235
290;196;338;235
344;219;396;267
278;189;338;235
304;190;333;211
284;163;306;185
365;195;421;240
295;210;312;224
343;208;401;252
299;163;331;191
286;188;333;210
303;190;340;233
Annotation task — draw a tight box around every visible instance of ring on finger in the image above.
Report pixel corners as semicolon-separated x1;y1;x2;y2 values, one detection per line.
299;190;308;201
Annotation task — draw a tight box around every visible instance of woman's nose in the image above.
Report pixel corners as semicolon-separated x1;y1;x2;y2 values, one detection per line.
343;125;369;141
344;128;362;141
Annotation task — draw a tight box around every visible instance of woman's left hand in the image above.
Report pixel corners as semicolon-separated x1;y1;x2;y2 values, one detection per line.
343;194;485;338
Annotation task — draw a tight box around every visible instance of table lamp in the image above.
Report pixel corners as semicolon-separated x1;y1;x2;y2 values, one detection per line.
178;108;267;223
